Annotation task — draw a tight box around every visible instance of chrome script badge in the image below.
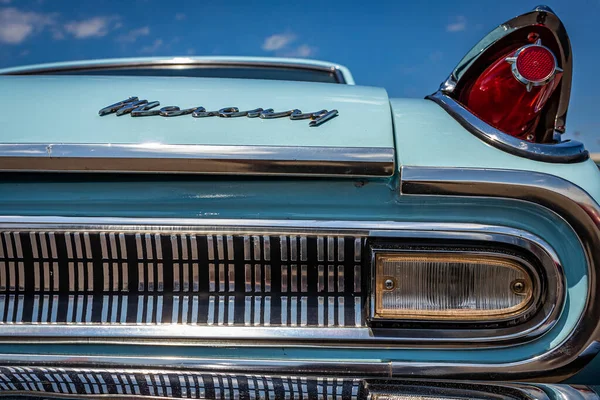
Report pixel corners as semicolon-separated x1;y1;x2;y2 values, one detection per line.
99;97;339;127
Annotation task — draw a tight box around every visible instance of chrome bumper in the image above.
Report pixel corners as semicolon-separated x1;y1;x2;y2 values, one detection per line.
0;365;596;399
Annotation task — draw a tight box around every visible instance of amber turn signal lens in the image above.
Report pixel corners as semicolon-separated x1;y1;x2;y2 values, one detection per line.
374;253;534;321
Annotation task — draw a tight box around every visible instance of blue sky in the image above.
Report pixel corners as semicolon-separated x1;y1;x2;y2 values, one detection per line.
0;0;598;150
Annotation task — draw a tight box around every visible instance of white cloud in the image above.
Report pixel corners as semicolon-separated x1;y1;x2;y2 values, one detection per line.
117;26;149;43
446;16;466;32
284;44;316;58
262;32;316;58
64;16;118;39
175;12;186;21
0;7;56;44
1;23;31;44
262;33;296;51
140;38;163;54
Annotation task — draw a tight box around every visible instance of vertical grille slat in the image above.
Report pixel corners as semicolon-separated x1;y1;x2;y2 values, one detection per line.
0;231;366;327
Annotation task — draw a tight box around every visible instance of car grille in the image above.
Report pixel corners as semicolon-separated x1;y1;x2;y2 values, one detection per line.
0;231;365;327
0;217;560;346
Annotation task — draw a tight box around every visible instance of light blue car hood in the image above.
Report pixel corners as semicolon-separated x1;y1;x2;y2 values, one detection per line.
0;75;393;149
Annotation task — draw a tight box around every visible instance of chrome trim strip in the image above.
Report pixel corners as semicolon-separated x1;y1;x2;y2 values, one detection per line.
0;217;563;346
428;92;588;163
399;166;600;381
0;59;349;84
0;144;395;177
0;216;567;235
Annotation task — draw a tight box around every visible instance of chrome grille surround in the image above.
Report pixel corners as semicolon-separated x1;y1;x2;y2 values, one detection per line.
0;217;563;346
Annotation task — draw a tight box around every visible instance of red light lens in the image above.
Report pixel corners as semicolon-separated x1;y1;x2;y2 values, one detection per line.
516;46;556;82
459;45;561;141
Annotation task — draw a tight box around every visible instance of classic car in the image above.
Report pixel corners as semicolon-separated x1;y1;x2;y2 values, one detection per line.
0;4;598;400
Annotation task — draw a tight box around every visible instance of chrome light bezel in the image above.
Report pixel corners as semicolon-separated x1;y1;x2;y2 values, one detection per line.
428;92;587;163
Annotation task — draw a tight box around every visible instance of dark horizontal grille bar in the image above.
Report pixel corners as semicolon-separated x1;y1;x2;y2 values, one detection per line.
0;231;365;327
0;367;363;399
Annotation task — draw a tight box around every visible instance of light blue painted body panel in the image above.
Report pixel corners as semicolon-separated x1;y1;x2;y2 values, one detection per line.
0;75;389;147
391;98;600;201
